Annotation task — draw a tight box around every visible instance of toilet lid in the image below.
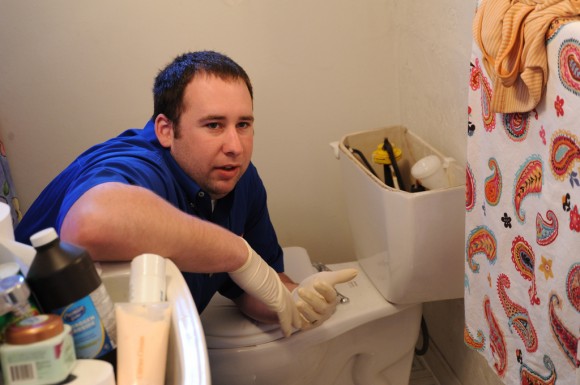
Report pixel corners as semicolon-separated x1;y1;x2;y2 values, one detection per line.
201;294;286;349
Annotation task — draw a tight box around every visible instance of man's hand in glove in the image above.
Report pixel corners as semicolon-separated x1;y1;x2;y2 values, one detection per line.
293;268;358;329
229;239;303;337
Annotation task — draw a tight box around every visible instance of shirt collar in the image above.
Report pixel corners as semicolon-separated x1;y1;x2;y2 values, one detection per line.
142;119;235;218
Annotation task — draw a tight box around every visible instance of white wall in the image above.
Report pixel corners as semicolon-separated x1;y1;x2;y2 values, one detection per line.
0;0;475;261
398;0;473;164
0;0;475;265
0;1;473;264
0;0;402;263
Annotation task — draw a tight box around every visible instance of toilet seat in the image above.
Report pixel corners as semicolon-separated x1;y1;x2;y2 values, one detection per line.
201;248;417;350
201;295;284;348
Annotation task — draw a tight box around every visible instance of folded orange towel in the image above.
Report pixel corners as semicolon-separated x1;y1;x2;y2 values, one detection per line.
473;0;580;113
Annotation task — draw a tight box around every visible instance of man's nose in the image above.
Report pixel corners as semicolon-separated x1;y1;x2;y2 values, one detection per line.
223;126;243;154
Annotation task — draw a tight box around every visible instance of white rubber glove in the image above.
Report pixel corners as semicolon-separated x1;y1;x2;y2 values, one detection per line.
292;268;358;329
228;239;303;337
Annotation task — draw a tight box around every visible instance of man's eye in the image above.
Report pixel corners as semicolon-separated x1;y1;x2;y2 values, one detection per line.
207;122;220;129
238;122;253;129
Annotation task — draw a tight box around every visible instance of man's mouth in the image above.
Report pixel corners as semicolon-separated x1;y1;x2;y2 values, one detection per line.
215;164;240;174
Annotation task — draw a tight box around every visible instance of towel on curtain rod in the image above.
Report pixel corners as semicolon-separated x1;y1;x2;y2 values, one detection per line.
473;0;580;113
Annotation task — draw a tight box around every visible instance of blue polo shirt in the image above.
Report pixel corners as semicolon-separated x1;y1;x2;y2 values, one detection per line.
15;120;284;312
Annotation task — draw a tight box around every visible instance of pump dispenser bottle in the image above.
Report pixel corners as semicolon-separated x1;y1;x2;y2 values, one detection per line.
0;275;40;342
0;275;38;319
25;228;117;366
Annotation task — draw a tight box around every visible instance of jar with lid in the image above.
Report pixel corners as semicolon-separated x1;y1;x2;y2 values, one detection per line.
0;314;76;385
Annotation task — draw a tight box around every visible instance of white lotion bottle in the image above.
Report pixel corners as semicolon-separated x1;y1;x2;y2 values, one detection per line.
116;254;171;385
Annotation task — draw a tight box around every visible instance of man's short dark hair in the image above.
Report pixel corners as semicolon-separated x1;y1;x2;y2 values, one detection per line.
152;51;253;128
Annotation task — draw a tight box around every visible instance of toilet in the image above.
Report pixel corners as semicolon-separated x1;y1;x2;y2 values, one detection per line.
200;126;465;385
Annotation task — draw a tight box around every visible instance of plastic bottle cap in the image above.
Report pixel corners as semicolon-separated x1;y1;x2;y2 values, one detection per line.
68;360;116;385
130;254;166;303
5;314;64;344
29;227;59;248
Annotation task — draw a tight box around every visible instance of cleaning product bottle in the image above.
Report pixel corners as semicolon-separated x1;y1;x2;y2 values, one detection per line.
0;268;40;343
25;228;117;367
0;274;39;320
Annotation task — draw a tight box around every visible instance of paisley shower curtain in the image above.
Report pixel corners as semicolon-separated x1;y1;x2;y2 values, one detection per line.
0;139;22;228
464;2;580;384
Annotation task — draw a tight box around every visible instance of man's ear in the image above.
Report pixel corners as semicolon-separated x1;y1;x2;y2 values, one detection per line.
155;114;174;148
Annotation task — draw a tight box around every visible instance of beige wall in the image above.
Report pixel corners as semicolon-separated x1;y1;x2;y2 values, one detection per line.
0;0;401;263
0;0;500;383
395;2;502;384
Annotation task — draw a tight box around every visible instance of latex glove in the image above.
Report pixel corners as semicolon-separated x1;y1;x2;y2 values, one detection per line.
293;268;358;329
229;239;303;337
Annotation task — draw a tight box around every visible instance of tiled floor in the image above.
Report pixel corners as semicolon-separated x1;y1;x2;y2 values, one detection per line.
409;356;440;385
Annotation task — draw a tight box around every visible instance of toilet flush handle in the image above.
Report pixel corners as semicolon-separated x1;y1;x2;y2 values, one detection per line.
311;262;350;304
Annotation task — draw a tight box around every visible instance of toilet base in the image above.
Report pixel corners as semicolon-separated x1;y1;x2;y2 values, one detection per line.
207;302;422;385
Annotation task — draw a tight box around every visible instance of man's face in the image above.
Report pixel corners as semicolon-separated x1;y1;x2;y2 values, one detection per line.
169;74;254;199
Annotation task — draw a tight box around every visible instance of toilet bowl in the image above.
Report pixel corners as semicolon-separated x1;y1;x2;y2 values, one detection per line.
201;126;465;385
202;248;422;385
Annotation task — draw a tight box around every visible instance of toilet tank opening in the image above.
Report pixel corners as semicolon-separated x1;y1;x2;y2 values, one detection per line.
337;126;465;304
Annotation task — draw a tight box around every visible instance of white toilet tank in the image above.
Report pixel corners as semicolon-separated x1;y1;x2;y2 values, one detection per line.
336;125;465;304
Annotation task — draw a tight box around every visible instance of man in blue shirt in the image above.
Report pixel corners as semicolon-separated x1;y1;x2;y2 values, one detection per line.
16;51;355;336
